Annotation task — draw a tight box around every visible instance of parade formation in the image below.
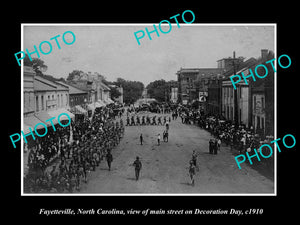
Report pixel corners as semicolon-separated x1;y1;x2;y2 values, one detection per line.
24;106;125;193
21;26;277;194
23;101;275;193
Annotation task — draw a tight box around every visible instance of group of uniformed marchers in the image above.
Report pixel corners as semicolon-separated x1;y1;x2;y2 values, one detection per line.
24;102;269;192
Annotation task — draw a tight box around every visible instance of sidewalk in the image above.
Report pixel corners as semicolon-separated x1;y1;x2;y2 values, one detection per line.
226;143;274;181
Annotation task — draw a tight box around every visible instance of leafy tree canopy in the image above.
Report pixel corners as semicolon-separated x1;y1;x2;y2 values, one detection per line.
146;79;167;102
66;70;84;81
146;79;178;102
115;78;144;104
110;86;122;100
23;54;48;76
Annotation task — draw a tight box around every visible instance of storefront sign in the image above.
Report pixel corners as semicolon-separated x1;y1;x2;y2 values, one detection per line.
199;91;208;102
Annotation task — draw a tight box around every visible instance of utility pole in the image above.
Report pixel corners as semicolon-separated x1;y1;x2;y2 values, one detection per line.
233;51;239;127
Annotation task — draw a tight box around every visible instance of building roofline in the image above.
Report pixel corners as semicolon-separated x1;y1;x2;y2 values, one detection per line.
56;81;88;94
34;76;58;89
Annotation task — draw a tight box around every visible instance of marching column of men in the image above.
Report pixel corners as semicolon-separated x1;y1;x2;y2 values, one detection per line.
24;109;125;193
126;114;171;126
24;102;265;192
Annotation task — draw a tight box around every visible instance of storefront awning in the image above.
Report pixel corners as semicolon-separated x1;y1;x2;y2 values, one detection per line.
94;102;104;108
107;98;114;104
74;105;88;115
97;100;106;107
87;103;95;111
23;123;33;135
103;99;109;105
35;111;56;126
48;108;75;121
35;109;75;127
23;115;43;134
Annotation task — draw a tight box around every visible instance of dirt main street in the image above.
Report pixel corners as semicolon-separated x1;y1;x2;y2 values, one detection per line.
79;112;274;194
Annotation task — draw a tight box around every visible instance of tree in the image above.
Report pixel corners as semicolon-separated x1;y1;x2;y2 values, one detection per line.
115;78;144;104
57;77;66;83
146;79;178;103
146;79;167;102
67;70;83;81
110;86;122;100
24;54;48;76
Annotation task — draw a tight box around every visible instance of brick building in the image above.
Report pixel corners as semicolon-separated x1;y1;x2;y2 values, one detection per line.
251;49;275;137
220;49;275;138
176;68;223;110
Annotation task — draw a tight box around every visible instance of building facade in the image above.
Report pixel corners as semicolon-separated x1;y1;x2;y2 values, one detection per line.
217;56;244;73
34;75;69;113
170;87;178;103
207;78;222;115
176;68;223;111
221;57;257;127
220;49;274;137
116;86;123;104
24;66;35;118
251;49;275;137
68;71;112;105
57;82;88;108
108;84;124;104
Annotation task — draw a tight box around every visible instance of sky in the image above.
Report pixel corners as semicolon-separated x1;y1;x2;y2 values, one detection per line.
23;24;275;86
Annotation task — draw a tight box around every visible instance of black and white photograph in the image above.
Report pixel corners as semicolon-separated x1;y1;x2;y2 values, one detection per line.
21;24;276;195
4;3;300;221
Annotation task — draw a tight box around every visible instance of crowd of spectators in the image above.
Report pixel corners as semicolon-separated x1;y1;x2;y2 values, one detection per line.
24;106;124;193
173;106;269;156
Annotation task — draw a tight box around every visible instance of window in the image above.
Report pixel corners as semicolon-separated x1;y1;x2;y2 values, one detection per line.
256;116;260;129
41;95;44;110
36;96;39;112
240;109;242;123
28;93;30;108
261;97;265;111
253;96;256;111
227;106;229;118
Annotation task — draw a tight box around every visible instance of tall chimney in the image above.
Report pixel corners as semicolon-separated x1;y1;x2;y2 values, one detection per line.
261;49;268;59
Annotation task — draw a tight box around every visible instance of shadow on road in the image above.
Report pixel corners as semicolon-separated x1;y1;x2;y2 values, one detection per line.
198;152;213;155
180;182;192;186
229;146;274;181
